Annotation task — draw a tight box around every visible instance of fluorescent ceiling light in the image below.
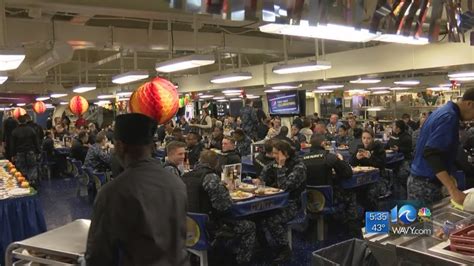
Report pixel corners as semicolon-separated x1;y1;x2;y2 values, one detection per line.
390;87;411;91
374;34;429;45
439;83;453;87
60;102;68;105
156;54;215;73
272;85;300;90
223;89;241;94
223;92;241;96
264;89;280;93
348;89;368;93
213;96;225;100
448;71;474;78
50;93;68;98
260;23;378;42
116;92;133;97
0;75;8;84
394;80;420;86
217;99;228;102
95;100;111;105
247;95;260;99
98;94;115;99
368;86;390;90
112;70;149;84
210;72;253;84
350;78;381;84
73;84;96;93
45;104;55;109
317;84;344;90
313;90;334;93
36;96;50;101
428;86;451;91
272;61;331;75
367;107;383;111
371;90;391;95
199;95;214;99
449;77;474;82
230;98;242;101
0;50;26;71
17;103;25;106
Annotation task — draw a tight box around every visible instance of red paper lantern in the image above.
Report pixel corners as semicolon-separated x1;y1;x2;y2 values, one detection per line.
129;77;179;124
33;101;46;114
12;107;26;119
69;96;89;116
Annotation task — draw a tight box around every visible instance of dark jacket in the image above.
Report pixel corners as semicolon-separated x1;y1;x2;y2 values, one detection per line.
188;142;204;168
351;141;386;170
217;150;241;172
386;131;412;160
27;121;44;145
42;137;54;159
253;153;274;176
302;147;353;186
11;124;40;155
274;134;301;152
261;158;307;203
71;138;89;163
86;158;188;266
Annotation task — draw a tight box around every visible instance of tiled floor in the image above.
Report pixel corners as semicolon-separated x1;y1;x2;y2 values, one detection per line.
37;178;355;265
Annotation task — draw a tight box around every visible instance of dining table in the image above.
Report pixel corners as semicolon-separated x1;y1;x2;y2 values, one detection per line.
230;192;289;217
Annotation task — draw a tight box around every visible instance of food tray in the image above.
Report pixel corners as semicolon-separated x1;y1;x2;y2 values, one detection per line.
450;225;474;246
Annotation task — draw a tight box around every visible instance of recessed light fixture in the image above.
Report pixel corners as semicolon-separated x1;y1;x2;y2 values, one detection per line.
247;95;260;99
448;71;474;79
213;96;225;100
428;86;452;91
371;90;391;95
59;102;68;105
36;96;50;101
98;94;115;99
439;83;453;87
223;89;242;94
367;107;383;111
264;89;280;93
317;84;344;90
271;85;300;90
50;93;68;98
393;80;420;86
230;98;242;101
112;70;149;84
156;54;215;73
199;95;214;99
347;89;368;94
0;50;26;71
260;23;379;43
217;99;228;102
210;72;253;84
313;90;334;93
272;61;331;75
350;78;381;84
73;84;96;93
367;86;390;90
17;103;26;106
449;77;474;82
390;87;411;91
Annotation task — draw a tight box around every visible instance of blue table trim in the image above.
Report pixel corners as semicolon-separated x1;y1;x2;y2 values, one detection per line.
0;195;47;264
231;192;289;217
54;147;71;155
340;170;381;189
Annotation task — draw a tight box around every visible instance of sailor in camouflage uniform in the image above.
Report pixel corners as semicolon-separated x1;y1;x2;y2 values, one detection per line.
181;150;256;264
257;139;306;263
240;98;259;140
233;129;253;157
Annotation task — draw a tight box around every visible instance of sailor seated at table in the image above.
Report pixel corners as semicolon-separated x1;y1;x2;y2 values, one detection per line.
185;132;204;169
71;131;90;163
348;128;363;155
233;129;253;157
291;124;307;147
42;130;54;159
312;122;334;142
385;120;413;160
253;139;274;176
274;126;301;151
84;131;112;172
181;150;256;265
210;126;224;150
163;141;187;178
170;127;186;143
335;125;352;147
254;139;306;263
217;136;241;172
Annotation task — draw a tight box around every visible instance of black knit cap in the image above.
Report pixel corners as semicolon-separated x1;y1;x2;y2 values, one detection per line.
114;113;157;145
462;87;474;101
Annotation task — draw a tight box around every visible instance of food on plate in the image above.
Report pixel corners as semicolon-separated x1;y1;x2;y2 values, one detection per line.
16;176;25;183
20;181;29;188
9;168;17;174
230;191;253;201
238;183;257;192
352;166;376;172
255;187;283;196
337;145;349;150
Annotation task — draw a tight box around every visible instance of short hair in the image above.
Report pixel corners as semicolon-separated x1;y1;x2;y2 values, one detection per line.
353;128;363;138
233;128;245;137
362;130;374;138
166;141;187;154
96;131;108;143
199;150;219;169
78;131;88;140
401;113;410;119
279;126;289;136
339;125;348;131
303;117;312;128
18;115;28;124
245;98;252;105
310;135;326;148
394;120;407;133
348;116;356;122
187;132;201;141
462;88;474;101
223;136;235;144
45;130;53;138
272;139;295;158
292;123;302;130
264;139;274;153
172;127;182;134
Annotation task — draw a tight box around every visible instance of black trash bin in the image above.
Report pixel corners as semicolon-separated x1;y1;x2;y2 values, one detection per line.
312;238;379;266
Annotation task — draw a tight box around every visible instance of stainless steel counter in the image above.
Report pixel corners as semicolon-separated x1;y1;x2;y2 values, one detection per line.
364;188;474;266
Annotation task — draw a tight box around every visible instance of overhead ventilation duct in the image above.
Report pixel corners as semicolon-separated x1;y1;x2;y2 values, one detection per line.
15;43;74;81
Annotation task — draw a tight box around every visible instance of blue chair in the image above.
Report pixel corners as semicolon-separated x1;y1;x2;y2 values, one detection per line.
306;185;335;241
287;190;308;250
39;151;56;180
186;213;210;266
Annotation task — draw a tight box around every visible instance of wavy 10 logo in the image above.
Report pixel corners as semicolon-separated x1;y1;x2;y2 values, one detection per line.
391;204;430;225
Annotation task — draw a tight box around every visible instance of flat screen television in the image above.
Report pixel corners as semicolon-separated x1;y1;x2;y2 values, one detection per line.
267;90;301;115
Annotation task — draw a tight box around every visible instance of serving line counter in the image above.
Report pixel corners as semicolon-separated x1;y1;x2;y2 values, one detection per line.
363;188;474;266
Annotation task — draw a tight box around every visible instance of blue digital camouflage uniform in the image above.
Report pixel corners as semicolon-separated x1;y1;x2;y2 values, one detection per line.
236;136;253;157
240;105;258;140
259;159;306;247
202;168;256;264
84;143;112;172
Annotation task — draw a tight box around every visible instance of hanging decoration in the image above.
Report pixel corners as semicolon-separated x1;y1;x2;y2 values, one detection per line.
33;101;46;114
69;96;89;116
12;107;26;119
129;77;179;124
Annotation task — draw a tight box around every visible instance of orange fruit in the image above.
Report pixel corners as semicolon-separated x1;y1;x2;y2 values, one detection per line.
9;168;17;174
20;181;29;188
17;176;25;183
14;172;22;178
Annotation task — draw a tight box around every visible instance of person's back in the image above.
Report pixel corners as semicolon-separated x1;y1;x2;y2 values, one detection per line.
71;138;89;163
12;123;39;155
42;136;54;159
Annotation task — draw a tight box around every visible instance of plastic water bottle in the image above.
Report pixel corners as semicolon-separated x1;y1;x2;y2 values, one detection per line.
331;140;337;154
